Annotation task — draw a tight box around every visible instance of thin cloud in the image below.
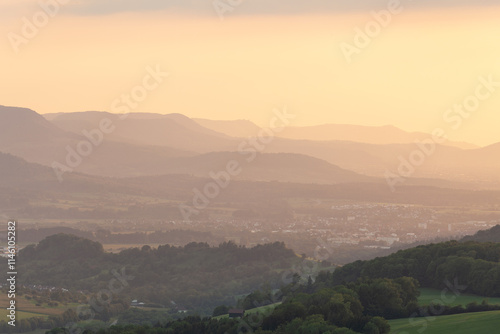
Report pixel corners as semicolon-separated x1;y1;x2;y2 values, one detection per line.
53;0;500;16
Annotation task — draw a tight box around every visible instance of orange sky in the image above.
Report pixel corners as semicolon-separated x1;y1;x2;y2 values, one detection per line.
1;3;500;146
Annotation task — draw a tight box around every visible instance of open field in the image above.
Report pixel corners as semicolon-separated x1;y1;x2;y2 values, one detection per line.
214;302;281;320
389;310;500;333
245;302;282;316
0;293;69;320
418;288;500;307
0;309;47;321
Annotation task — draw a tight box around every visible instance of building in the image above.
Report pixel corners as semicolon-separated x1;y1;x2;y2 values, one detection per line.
228;309;245;318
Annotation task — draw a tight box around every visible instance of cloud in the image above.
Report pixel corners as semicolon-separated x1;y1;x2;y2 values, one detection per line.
61;0;212;16
2;0;499;19
55;0;500;16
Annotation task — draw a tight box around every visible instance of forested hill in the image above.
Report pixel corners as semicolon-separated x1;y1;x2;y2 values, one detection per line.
40;236;500;334
461;224;500;243
327;240;500;297
15;234;299;314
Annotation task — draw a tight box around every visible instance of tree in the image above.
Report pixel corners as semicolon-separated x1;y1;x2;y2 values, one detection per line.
367;317;390;334
212;305;230;317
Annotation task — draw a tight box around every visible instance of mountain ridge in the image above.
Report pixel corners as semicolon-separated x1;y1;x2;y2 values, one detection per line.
193;117;479;149
2;106;499;185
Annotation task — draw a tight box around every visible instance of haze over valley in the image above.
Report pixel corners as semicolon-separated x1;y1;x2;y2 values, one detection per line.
1;1;500;333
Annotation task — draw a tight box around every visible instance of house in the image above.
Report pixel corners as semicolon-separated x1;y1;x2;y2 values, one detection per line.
228;309;245;318
131;300;145;307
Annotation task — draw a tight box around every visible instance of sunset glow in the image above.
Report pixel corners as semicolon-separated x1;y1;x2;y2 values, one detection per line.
1;2;500;146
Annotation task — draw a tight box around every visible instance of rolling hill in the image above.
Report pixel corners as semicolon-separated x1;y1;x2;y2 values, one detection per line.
461;225;500;243
276;124;478;149
389;310;500;334
42;110;474;180
194;118;262;138
2;151;498;221
0;106;195;177
2;106;500;185
193;118;478;149
0;105;73;144
44;111;235;152
155;152;377;184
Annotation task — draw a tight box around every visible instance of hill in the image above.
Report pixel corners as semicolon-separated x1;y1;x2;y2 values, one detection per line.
193;118;262;138
0;152;54;185
44;111;234;152
389;310;500;334
157;152;376;184
0;150;139;191
36;238;500;334
0;134;376;185
1;106;498;185
0;105;72;144
42;109;500;184
2;151;500;223
325;240;500;297
0;106;194;177
461;225;500;243
15;234;300;314
193;118;478;149
276;124;478;149
418;288;500;307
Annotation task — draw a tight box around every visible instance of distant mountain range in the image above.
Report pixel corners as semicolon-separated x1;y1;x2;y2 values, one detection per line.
2;106;373;183
1;105;499;186
45;111;233;152
276;124;479;149
2;149;500;225
194;119;478;149
194;118;262;138
157;152;376;184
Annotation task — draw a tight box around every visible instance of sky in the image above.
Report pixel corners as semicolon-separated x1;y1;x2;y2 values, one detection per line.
1;0;500;146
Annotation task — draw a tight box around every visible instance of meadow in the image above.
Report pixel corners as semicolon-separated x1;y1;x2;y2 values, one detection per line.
389;310;500;334
0;293;70;320
418;288;500;307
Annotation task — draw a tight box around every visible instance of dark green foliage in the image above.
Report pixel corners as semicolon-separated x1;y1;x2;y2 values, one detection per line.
15;234;297;314
28;233;104;261
363;317;390;334
63;277;405;334
118;308;173;326
241;286;274;310
328;241;500;297
212;305;230;317
461;225;500;243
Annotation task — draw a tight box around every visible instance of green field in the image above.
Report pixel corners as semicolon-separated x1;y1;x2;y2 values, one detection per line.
214;302;282;320
245;302;282;316
418;288;500;307
389;310;500;333
0;293;71;321
0;309;47;321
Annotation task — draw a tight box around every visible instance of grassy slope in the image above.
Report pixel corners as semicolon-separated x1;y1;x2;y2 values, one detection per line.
389;310;500;333
390;289;500;333
0;293;70;320
418;288;500;307
214;302;282;320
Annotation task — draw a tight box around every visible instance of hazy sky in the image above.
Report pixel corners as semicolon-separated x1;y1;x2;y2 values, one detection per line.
1;0;500;146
